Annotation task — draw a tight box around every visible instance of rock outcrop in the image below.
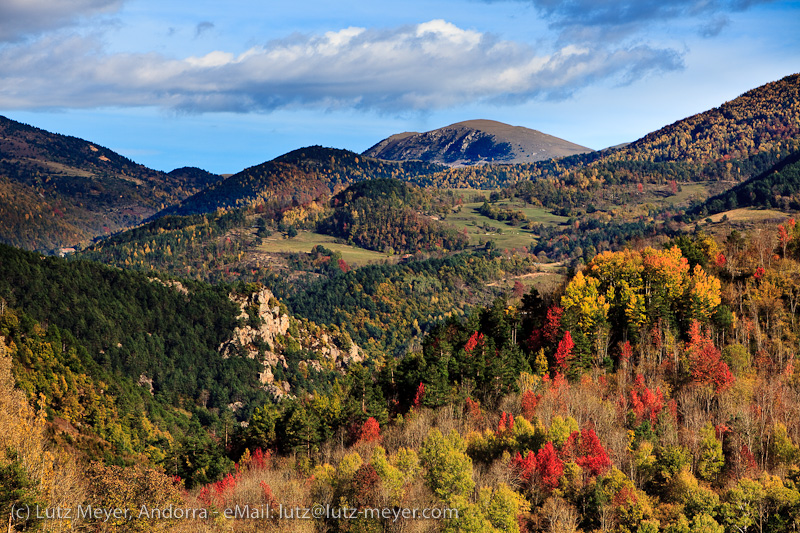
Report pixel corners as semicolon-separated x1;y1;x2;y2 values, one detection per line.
219;286;363;400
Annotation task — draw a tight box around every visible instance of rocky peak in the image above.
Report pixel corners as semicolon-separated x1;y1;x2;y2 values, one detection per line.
363;119;592;166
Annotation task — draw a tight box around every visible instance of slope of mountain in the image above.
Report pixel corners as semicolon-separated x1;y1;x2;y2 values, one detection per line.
363;119;593;166
316;179;470;254
159;145;447;217
690;149;800;216
614;73;800;164
423;74;800;192
0;116;220;250
0;243;365;458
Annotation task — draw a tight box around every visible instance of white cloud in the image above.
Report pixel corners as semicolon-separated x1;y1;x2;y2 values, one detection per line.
0;20;683;113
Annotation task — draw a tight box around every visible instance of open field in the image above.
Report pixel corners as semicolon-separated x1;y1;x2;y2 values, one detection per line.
663;182;714;205
707;207;791;223
255;230;391;265
252;193;569;262
445;199;568;250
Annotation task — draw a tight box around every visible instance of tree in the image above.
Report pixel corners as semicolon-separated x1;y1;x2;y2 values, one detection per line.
564;428;612;477
86;462;183;532
629;375;665;424
685;321;734;392
246;403;280;449
479;484;527;533
356;417;381;445
687;264;722;322
419;429;475;500
719;478;765;533
691;513;724;533
513;280;525;298
511;441;564;493
281;400;321;455
554;331;575;373
696;423;724;482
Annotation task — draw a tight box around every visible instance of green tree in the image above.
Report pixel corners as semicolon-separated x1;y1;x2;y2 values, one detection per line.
696;423;724;482
719;478;765;533
419;429;475;500
479;484;527;533
281;400;321;456
246;403;280;449
691;513;724;533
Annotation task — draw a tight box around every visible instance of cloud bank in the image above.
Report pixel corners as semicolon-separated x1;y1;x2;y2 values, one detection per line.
0;0;122;42
0;19;682;114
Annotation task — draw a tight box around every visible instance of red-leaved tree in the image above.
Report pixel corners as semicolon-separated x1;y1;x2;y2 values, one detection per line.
562;428;611;477
521;389;540;420
629;375;664;424
536;442;564;490
554;331;574;373
543;306;564;344
496;412;515;436
357;417;381;444
413;382;425;408
464;331;484;354
511;442;564;491
686;320;734;392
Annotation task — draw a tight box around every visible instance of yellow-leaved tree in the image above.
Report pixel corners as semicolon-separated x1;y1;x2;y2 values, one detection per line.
1;311;85;532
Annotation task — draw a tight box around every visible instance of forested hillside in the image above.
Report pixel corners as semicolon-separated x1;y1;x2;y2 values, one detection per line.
412;73;800;193
0;116;220;250
3;74;800;533
0;244;376;482
5;222;800;532
160;147;447;218
317;180;469;254
692;150;800;216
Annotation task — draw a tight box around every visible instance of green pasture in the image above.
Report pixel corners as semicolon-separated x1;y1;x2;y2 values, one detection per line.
256;230;390;265
444;199;567;251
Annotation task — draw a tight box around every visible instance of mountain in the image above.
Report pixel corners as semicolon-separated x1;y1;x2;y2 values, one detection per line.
159;145;446;217
362;119;593;166
604;73;800;165
0;116;220;251
424;74;800;192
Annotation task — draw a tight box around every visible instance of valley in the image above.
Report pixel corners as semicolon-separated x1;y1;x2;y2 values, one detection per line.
1;73;800;532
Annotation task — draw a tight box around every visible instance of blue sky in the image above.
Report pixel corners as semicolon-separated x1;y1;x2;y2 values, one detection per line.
1;0;798;174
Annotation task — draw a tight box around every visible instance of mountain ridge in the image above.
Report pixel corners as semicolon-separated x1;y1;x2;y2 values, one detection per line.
0;115;221;250
158;146;447;218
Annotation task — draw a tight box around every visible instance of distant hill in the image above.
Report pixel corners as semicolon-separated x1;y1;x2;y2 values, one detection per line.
159;146;446;217
317;179;469;254
167;166;223;191
0;116;220;250
363;119;593;166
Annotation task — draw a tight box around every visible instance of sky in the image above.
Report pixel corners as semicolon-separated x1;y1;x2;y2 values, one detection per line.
0;0;798;175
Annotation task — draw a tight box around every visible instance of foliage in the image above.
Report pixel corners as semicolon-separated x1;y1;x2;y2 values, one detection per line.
318;179;469;254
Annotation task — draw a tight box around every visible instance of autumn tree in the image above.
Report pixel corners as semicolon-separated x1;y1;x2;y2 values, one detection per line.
419;429;475;500
562;247;721;361
685;321;734;392
696;423;724;482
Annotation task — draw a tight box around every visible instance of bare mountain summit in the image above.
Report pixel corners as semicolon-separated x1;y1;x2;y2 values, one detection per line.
363;119;593;166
